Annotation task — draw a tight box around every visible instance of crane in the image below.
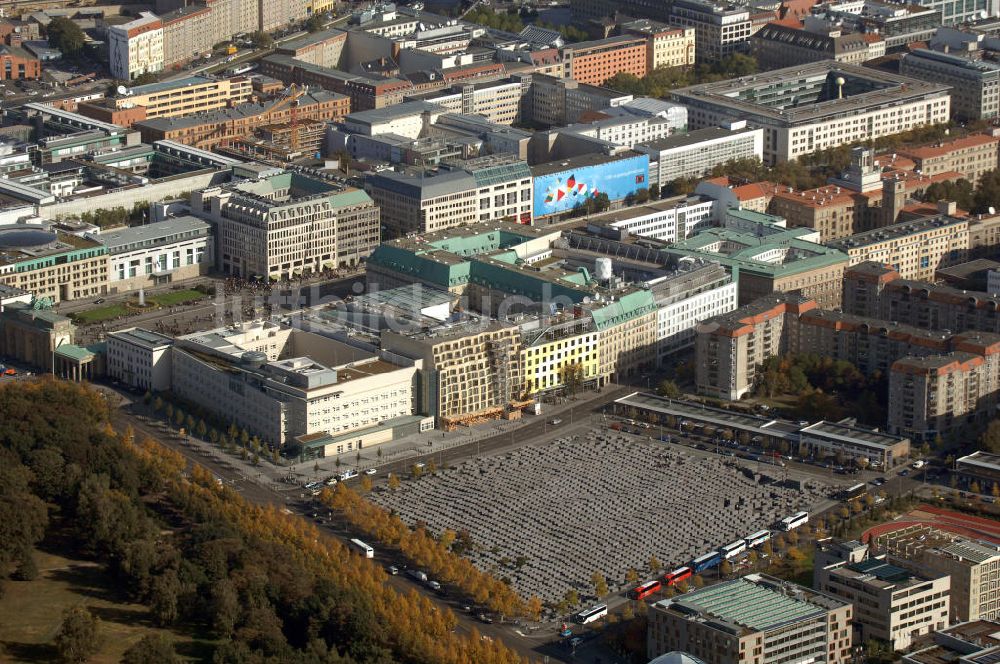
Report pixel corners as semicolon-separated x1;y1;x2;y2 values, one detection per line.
264;84;306;152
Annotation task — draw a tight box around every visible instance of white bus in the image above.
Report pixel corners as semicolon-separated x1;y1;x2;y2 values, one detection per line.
349;538;374;558
744;530;771;548
575;604;608;625
719;539;747;560
780;512;809;531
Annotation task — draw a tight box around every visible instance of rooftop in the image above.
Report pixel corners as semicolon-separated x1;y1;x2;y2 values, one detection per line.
530;150;647;178
124;75;218;97
638;125;756;152
135;90;346;132
800;420;908;450
829;215;969;251
656;574;845;634
96;216;211;254
957;451;1000;472
108;327;174;350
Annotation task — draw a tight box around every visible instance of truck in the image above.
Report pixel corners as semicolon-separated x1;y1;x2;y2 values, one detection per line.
407;569;428;583
226;45;238;55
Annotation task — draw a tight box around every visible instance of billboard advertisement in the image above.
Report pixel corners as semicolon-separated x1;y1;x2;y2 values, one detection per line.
532;155;649;219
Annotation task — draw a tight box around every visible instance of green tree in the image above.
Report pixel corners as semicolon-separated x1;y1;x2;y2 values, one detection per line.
122;634;179;664
150;569;181;626
656;379;682;398
306;13;325;32
560;362;586;396
625;568;639;584
46;17;86;59
249;31;273;49
54;606;100;664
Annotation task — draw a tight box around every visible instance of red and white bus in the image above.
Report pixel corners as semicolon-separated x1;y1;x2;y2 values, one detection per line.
663;566;692;587
628;579;662;600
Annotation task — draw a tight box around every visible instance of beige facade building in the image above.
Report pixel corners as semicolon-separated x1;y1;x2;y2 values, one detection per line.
193;171;379;278
648;574;853;664
170;321;420;448
895;133;1000;187
100;216;213;294
0;302;75;373
106;327;174;392
875;530;1000;624
620;19;696;70
815;557;950;651
161;5;213;68
382;320;526;429
829;215;970;282
111;75;252;121
0;228;108;304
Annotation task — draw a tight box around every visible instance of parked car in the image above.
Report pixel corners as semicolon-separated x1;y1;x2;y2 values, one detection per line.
94;298;105;304
478;613;493;624
364;468;377;475
549;418;562;425
387;565;399;575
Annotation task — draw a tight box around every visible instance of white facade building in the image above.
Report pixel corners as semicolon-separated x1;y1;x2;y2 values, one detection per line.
97;216;212;293
108;12;164;81
106;327;174;392
590;196;715;243
652;262;738;362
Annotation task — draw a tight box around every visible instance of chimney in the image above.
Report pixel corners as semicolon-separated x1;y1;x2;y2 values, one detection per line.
937;200;957;216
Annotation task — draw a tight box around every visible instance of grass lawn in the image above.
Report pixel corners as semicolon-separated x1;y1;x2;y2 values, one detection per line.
0;547;214;663
146;289;207;307
70;304;129;325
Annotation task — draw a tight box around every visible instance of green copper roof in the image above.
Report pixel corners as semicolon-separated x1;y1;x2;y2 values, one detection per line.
591;290;656;330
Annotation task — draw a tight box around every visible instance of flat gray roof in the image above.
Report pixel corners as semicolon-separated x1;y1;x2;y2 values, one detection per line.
637;126;756;152
109;327;174;349
97;216;211;253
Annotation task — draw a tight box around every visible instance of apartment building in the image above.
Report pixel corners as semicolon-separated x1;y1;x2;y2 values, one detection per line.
381;320;524;429
672;61;951;164
895;134;1000;186
365;155;533;236
166;321;420;448
561;36;648;86
843;262;1000;336
104;76;253;122
752;23;884;71
0;44;40;81
0;226;108;304
828;215;970;283
109;12;164;81
648;574;853;664
594;290;658;382
901;49;1000;121
876;531;1000;623
669;0;754;63
98;216;213;294
815;558;950;651
695;294;816;399
889;334;1000;441
160;5;212;68
133;90;349;150
193;171;379;278
620;19;696;71
635;123;764;187
106;327;174;392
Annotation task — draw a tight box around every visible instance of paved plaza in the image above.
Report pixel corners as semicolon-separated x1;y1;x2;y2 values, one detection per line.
370;428;832;603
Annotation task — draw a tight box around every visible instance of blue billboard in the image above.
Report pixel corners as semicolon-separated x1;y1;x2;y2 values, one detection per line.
532;154;649;219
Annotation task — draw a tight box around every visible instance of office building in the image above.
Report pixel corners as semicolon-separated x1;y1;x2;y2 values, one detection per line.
109;12;164;81
531;151;649;221
635;123;764;187
828;215;970;283
133;89;349;150
586;195;714;243
382;319;525;429
752;22;884;71
663;224;850;308
903;620;1000;664
901;50;1000;121
0;224;108;304
648;574;853;664
520;315;601;396
168;321;421;448
274;28;346;69
652;260;738;360
562;35;648;86
876;530;1000;623
415;79;524;125
668;0;755;63
672;61;952;164
815;558;950;651
260;54;412;111
106;327;174;392
365;154;533;236
98;216;213;294
620;19;696;71
193;171;379;278
894;133;1000;186
95;76;253;123
526;74;634;127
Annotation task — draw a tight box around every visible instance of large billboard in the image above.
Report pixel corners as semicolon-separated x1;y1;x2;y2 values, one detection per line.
533;155;649;219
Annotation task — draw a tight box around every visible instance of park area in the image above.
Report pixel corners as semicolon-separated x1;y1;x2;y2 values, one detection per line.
369;427;833;603
70;289;208;325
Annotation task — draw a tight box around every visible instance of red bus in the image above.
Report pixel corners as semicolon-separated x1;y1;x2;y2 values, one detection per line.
663;566;692;587
629;580;661;600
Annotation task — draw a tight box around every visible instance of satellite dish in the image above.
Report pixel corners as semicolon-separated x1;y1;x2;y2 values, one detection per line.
116;84;127;95
990;206;996;215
